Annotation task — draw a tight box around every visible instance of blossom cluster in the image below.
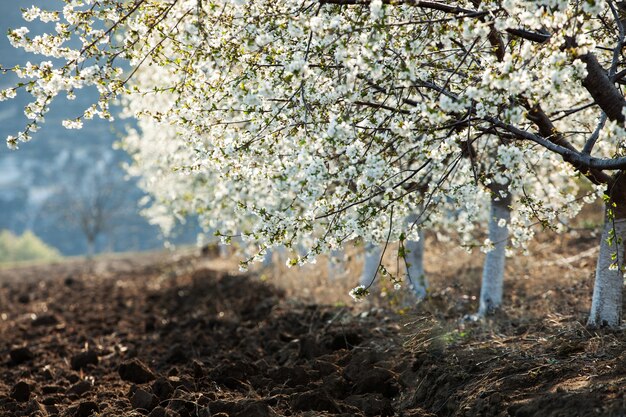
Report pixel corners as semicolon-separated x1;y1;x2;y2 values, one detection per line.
2;0;618;268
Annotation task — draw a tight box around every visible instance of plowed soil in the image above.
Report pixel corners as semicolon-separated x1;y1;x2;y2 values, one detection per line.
1;240;626;417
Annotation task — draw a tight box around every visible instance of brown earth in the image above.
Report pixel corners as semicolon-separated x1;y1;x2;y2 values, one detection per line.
1;231;626;417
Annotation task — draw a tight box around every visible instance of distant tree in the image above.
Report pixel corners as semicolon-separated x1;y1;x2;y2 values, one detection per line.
45;156;128;256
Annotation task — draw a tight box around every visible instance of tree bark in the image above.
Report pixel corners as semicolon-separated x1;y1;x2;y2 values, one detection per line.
327;249;345;280
359;243;382;287
218;244;229;258
579;53;626;124
405;230;427;298
86;239;95;259
262;248;273;268
587;217;626;328
478;187;512;316
588;172;626;327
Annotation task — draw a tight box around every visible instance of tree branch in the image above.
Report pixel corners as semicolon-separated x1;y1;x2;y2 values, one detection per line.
319;0;487;17
486;116;626;172
354;100;411;114
579;52;626;124
505;28;550;43
525;104;611;185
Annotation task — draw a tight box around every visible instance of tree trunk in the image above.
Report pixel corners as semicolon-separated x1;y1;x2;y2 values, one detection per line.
478;188;512;316
327;249;345;280
359;243;382;287
588;174;626;328
587;217;626;328
86;238;95;259
262;248;273;268
405;230;427;298
218;242;231;258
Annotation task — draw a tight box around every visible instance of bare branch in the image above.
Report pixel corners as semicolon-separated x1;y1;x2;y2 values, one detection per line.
487;116;626;172
319;0;487;17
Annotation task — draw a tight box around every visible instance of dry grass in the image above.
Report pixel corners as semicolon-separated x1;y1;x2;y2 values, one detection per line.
174;200;610;325
207;220;604;326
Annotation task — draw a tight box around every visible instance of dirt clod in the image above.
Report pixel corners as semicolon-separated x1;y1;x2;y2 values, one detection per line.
75;400;98;417
344;393;394;417
151;377;174;400
11;381;31;402
9;346;34;364
131;388;157;411
147;407;170;417
31;314;59;327
70;350;99;371
25;399;47;416
290;389;340;413
119;359;156;384
209;400;273;417
67;380;92;397
351;367;399;397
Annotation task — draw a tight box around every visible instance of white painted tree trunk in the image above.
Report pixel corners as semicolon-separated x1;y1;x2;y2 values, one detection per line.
359;243;382;287
262;248;273;268
218;244;229;258
587;218;626;328
327;249;345;280
478;194;511;316
272;245;288;267
405;229;427;299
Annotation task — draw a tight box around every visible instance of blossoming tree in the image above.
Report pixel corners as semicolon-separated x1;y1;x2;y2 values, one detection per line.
3;0;626;326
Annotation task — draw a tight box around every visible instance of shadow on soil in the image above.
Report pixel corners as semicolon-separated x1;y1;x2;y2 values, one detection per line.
0;251;625;417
